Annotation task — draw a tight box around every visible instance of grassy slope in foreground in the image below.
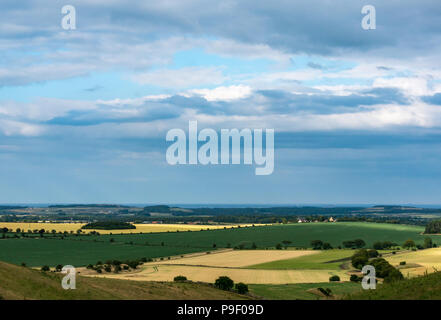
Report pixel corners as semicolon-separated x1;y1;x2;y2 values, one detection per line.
0;261;248;300
249;282;361;300
345;271;441;300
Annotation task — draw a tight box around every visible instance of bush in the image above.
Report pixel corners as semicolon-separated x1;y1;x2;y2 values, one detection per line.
399;261;406;265
55;264;63;272
317;287;332;296
215;276;234;291
350;274;361;282
104;265;112;273
174;275;187;281
329;275;340;282
367;249;379;258
351;249;369;269
21;262;26;267
402;239;416;249
235;282;249;294
370;258;404;282
41;265;50;272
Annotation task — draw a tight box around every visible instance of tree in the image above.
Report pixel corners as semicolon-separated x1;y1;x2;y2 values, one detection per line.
41;265;50;272
282;240;292;249
373;241;384;250
351;249;369;269
329;275;340;282
370;258;403;282
402;239;416;249
424;220;441;234
367;249;379;258
311;240;323;250
354;239;366;248
350;274;361;282
174;275;187;281
127;260;140;269
275;243;282;250
214;276;234;291
322;242;333;250
235;283;249;294
424;237;433;249
55;264;63;272
342;240;355;248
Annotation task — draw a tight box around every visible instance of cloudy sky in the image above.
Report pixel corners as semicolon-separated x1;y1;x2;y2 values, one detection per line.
1;0;441;204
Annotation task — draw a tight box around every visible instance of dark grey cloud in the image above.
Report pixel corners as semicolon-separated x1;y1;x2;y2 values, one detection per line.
254;87;409;114
1;0;440;57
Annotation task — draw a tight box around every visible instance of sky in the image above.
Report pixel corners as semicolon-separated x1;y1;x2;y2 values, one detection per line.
1;0;441;204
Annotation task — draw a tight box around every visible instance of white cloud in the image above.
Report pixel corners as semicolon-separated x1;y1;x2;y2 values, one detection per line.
188;85;252;101
131;67;227;88
373;77;431;97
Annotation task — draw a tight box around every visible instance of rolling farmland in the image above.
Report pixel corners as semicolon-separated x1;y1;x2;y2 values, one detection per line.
0;222;439;267
0;222;246;234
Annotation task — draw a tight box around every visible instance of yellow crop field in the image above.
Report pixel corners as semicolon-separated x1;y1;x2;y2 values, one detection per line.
150;250;319;268
88;265;348;284
0;222;254;234
386;247;441;277
81;250;346;284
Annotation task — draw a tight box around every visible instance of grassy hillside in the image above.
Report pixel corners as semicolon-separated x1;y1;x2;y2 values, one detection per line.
345;272;441;300
249;282;361;300
0;261;248;300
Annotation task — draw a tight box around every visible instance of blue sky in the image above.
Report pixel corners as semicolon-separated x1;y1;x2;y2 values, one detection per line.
1;0;441;204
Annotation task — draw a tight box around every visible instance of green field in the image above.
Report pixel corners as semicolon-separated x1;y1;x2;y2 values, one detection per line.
75;222;435;248
0;238;204;267
0;222;438;267
249;250;354;270
249;282;362;300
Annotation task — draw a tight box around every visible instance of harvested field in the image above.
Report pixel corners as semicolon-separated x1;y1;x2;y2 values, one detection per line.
149;250;318;268
0;222;250;235
386;247;441;277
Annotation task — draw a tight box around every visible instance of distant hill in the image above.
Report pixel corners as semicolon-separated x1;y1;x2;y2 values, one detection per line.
0;261;248;300
344;272;441;300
